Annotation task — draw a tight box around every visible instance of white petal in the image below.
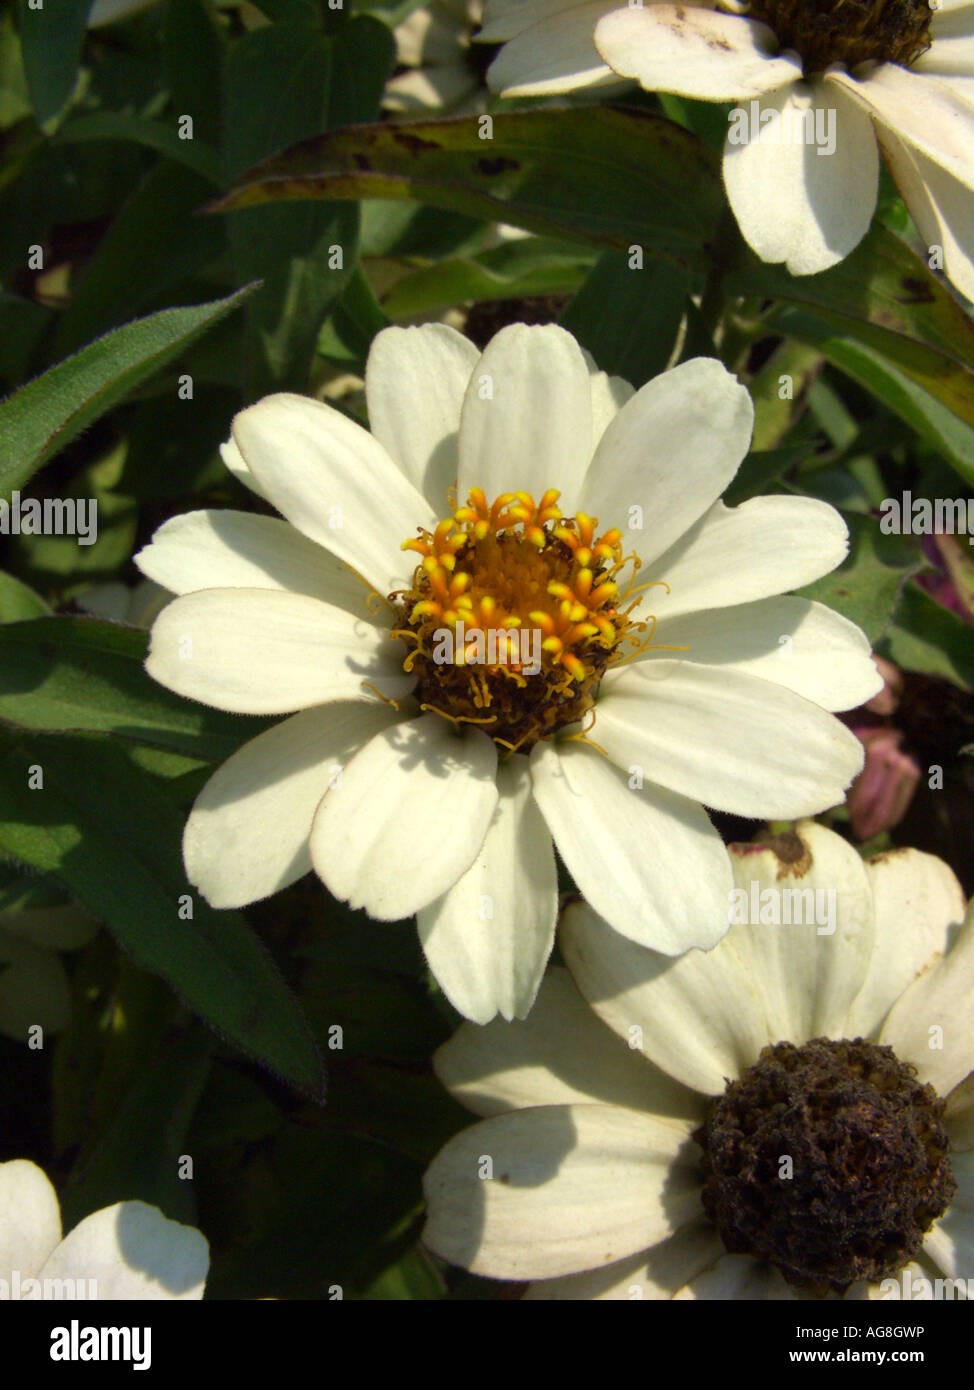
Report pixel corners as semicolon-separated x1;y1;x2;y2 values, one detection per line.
922;1152;974;1283
481;0;602;43
947;1073;974;1151
457;324;594;513
878;122;974;302
560;897;771;1096
39;1202;208;1299
917;31;972;78
365;324;479;511
525;1222;723;1299
647;496;850;620
595;6;802;100
586;357;635;451
846;849;967;1039
417;758;556;1023
422;1103;701;1278
0;934;71;1040
578;357;754;566
232;393;437;595
183;702;402;910
0;1160;61;1282
674;1252;800;1299
383;64;481;111
145;588;411;715
724;79;878;275
918;24;974;77
649;596;883;711
880;900;974;1094
135;510;374;620
829;65;974;190
530;740;732;954
596;661;865;817
723;823;877;1043
219;437;266;500
433;965;702;1118
309;715;498;921
486;2;622;95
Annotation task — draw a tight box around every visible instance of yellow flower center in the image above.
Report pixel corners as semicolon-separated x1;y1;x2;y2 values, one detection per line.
392;488;658;752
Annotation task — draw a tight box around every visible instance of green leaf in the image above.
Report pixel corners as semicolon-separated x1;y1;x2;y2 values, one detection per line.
733;228;974;430
878;582;974;691
380;237;594;321
54;113;221;183
560;250;689;387
0;570;50;622
0;286;254;503
209;107;724;272
317;263;389;368
0;616;269;760
52;163;229;358
768;308;974;488
363;1245;447;1301
18;0;92;125
748;339;823;451
222;20;391;393
10;439;137;585
61;1026;213;1230
723;445;811;507
165;0;223;148
0;731;325;1095
795;511;923;645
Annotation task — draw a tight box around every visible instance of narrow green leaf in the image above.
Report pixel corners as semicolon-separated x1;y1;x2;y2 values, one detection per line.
0;616;269;760
0;731;325;1095
165;0;224;148
222;22;369;393
55;113;221;183
560;250;689;387
209;107;724;271
733;229;974;430
0;570;51;622
61;1026;213;1229
769;307;974;488
380;238;594;321
18;0;92;125
0;286;254;502
52;164;230;358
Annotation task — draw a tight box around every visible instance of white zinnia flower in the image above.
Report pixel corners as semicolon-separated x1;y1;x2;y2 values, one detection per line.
483;0;974;296
77;578;171;629
385;0;488;114
137;322;878;1024
0;901;97;1043
0;1160;208;1299
424;821;974;1299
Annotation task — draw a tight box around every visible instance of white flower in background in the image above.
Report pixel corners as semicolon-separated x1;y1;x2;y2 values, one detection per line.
0;900;97;1043
385;0;488;114
0;1160;208;1299
87;0;162;25
137;322;878;1024
483;0;974;296
424;822;974;1299
77;577;171;629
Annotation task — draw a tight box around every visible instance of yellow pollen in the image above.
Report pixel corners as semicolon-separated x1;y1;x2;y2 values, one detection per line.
391;487;668;750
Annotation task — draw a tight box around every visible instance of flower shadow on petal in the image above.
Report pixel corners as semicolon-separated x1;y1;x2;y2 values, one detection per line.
114;1203;208;1296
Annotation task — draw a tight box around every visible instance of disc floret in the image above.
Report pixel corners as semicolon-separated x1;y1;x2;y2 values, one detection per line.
746;0;934;75
697;1037;956;1294
394;488;651;750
